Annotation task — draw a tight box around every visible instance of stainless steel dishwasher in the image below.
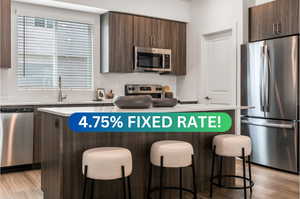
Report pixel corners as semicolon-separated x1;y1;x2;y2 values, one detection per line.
0;107;34;168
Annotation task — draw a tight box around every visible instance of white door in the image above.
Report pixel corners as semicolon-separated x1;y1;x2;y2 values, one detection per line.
201;29;237;105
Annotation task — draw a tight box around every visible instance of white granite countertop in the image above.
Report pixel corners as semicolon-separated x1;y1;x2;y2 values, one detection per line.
38;104;252;117
0;99;113;107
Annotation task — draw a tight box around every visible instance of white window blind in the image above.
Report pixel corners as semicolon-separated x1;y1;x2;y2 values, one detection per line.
17;16;93;89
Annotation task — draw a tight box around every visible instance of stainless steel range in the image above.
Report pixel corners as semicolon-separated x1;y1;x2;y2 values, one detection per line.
125;84;163;99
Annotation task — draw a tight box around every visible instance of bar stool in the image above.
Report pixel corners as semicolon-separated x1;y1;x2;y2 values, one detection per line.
82;147;133;199
210;135;254;199
148;140;197;199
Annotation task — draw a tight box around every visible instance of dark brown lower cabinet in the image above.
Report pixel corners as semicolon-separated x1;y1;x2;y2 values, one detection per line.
33;111;42;164
33;103;114;164
0;0;11;68
41;110;236;199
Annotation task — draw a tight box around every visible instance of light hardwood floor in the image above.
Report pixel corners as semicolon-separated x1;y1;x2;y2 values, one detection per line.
198;160;300;199
0;170;42;199
0;160;299;199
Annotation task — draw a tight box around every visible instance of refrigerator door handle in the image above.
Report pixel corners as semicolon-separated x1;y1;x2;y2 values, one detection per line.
264;44;270;112
260;45;266;112
241;120;295;129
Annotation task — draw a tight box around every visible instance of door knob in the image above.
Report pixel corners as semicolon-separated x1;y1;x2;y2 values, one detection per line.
205;96;212;100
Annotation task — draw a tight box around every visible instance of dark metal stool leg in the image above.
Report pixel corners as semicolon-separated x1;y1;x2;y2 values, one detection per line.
82;165;88;199
122;166;127;199
248;156;253;193
159;156;164;199
242;148;247;199
127;176;132;199
147;164;152;199
89;179;95;199
218;156;223;186
192;155;197;199
210;146;216;198
179;168;183;199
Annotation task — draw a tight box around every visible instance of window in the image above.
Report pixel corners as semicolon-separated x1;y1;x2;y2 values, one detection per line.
17;16;93;89
34;18;54;29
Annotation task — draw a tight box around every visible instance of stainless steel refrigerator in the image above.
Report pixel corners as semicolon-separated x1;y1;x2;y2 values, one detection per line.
241;35;299;173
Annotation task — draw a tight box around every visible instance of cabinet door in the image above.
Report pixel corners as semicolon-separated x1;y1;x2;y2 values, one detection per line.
170;22;186;75
275;0;299;37
109;13;134;73
152;19;171;49
33;111;41;164
0;0;11;68
249;2;277;42
133;16;153;48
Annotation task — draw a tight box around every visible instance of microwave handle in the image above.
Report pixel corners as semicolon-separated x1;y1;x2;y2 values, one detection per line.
162;54;165;69
134;47;138;70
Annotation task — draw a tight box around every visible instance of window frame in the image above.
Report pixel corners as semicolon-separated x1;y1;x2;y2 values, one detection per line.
12;2;98;91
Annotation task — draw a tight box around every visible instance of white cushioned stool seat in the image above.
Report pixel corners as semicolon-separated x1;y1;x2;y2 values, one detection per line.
213;135;251;157
150;140;194;168
82;147;132;180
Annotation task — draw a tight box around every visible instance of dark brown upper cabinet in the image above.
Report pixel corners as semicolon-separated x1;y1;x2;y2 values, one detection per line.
133;16;186;75
0;0;11;68
170;22;187;76
249;0;299;42
133;17;174;49
249;2;276;41
275;0;299;37
100;12;134;73
133;16;153;48
101;12;186;75
155;19;172;49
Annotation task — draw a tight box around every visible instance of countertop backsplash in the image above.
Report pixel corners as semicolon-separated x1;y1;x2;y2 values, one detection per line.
0;72;177;104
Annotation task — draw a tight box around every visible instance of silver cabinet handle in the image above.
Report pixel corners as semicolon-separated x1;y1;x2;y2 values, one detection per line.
151;35;155;47
241;120;295;129
273;24;276;34
152;36;154;46
277;23;281;34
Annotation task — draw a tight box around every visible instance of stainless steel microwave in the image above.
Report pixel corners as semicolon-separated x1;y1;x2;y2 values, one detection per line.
134;47;172;72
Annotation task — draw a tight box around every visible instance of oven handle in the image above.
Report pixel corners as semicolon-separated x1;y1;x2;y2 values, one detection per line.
241;120;295;129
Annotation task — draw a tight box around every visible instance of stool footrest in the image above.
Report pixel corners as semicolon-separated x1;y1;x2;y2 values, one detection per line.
211;175;254;190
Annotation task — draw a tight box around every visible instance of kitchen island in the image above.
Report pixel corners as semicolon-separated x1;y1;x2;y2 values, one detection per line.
38;104;245;199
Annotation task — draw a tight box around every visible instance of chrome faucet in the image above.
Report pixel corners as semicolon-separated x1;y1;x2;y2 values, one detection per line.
58;76;67;102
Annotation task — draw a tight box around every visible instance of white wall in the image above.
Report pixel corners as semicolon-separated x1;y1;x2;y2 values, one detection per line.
255;0;274;6
177;0;248;102
0;1;191;103
176;0;251;133
56;0;191;22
